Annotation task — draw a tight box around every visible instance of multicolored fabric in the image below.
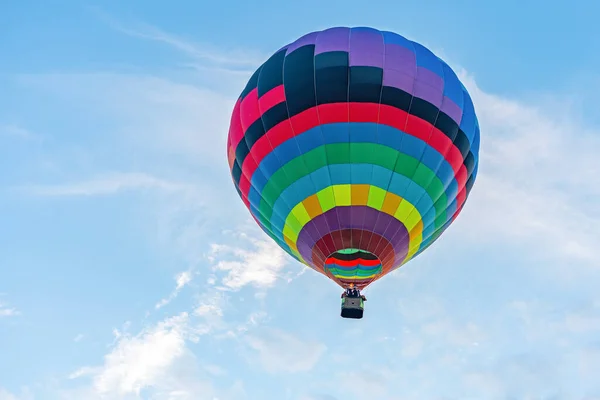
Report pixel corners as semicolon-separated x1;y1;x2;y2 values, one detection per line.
227;27;480;289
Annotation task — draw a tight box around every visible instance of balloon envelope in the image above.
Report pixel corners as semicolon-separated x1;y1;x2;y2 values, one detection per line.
227;27;480;290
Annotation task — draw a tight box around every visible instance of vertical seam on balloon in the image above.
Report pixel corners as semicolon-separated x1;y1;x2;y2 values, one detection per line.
343;27;353;272
279;37;334;275
378;61;469;277
411;80;475;255
245;68;296;244
402;56;446;257
311;28;344;287
322;28;352;287
231;100;281;246
376;58;449;276
244;65;298;255
359;28;387;289
363;35;419;268
246;57;310;263
370;48;445;278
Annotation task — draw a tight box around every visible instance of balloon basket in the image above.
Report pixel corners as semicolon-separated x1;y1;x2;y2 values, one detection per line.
341;297;364;319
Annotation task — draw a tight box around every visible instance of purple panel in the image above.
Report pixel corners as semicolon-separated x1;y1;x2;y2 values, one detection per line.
286;31;319;55
348;28;384;68
440;96;463;125
382;69;414;93
413;80;444;108
416;67;444;91
297;206;410;264
383;43;416;73
314;27;351;55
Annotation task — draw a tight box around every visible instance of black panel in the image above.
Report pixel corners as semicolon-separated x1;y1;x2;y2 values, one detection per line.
380;86;412;112
234;137;250;167
257;50;286;97
315;51;348;104
408;97;439;127
465;172;476;194
232;49;478;190
330;250;379;261
243;119;266;150
348;66;383;103
240;66;262;99
231;162;242;184
434;113;459;140
260;102;290;134
464;152;475;175
453;131;471;159
283;45;317;116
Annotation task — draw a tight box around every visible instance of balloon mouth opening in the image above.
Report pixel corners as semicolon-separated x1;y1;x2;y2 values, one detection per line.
324;248;383;287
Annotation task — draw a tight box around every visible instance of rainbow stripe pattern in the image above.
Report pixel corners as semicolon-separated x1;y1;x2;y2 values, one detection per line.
227;27;480;289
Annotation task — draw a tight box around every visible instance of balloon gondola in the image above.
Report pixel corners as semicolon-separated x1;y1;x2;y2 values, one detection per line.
226;27;480;319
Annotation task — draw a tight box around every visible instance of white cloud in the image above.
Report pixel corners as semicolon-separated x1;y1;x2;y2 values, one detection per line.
244;328;326;373
209;230;289;291
70;312;218;398
6;18;600;400
0;388;18;400
156;270;193;309
0;301;19;318
0;387;32;400
441;71;600;269
16;72;238;169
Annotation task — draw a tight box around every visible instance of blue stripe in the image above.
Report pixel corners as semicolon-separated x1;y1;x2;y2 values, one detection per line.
248;122;458;209
459;91;479;145
441;63;464;109
413;42;444;77
381;30;414;50
272;164;438;247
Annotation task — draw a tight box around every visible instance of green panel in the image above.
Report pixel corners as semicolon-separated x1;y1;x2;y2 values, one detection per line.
327;144;351;164
255;142;448;239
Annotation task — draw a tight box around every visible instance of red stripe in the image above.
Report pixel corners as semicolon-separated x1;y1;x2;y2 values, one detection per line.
325;258;382;267
238;103;467;204
311;229;396;279
258;85;286;112
454;186;467;220
227;99;243;157
238;85;287;144
227;146;236;170
239;88;260;132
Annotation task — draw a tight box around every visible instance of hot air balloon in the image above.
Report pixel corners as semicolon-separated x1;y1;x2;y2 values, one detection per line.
226;27;480;319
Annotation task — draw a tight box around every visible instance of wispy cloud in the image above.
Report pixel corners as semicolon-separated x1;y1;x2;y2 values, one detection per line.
69;312;217;399
442;71;600;269
0;301;20;318
208;230;290;291
0;124;40;142
244;328;327;373
155;270;193;309
17;172;192;197
0;388;17;400
16;72;238;167
6;14;600;399
91;7;265;72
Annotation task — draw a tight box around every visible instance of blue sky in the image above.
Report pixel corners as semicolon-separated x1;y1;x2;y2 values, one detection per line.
1;1;600;399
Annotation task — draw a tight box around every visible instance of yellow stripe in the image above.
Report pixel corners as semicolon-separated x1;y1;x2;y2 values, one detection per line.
332;184;352;206
281;184;424;265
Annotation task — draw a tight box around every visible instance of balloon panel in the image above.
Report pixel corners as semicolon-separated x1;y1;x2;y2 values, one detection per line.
227;27;480;289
